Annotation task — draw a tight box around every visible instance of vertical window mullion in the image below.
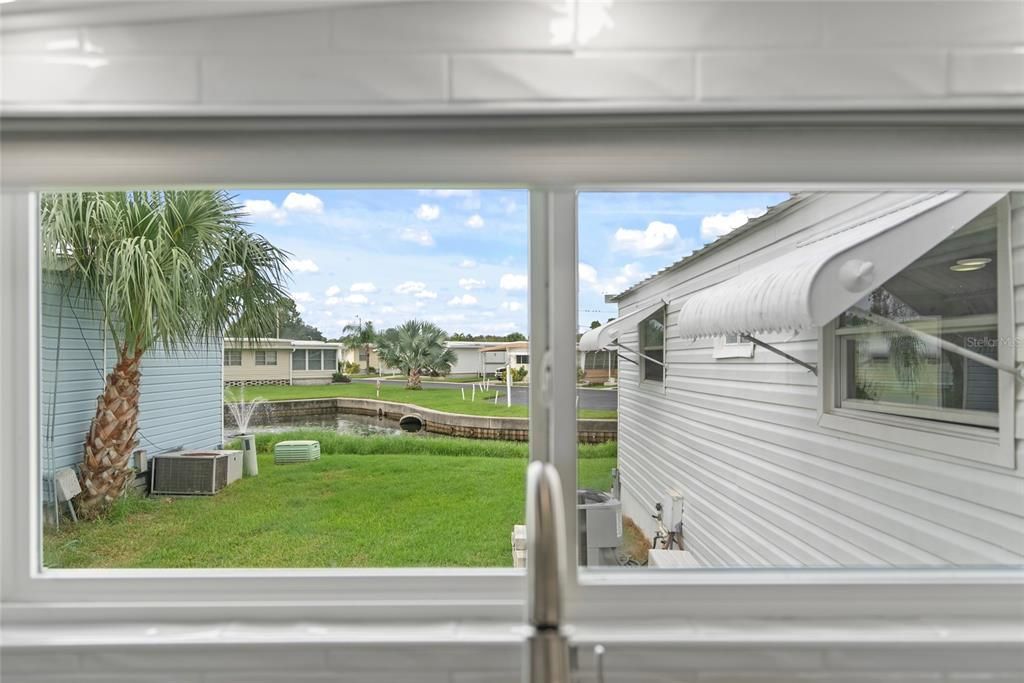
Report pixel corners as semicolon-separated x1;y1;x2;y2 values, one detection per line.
529;189;580;598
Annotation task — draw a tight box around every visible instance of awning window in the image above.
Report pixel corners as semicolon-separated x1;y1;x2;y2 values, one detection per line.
675;192;1006;339
578;300;665;352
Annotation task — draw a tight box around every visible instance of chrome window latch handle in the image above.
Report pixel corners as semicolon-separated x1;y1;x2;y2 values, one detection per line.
593;644;606;683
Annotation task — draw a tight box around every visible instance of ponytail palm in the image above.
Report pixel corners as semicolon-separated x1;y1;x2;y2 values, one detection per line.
42;191;289;517
376;320;456;389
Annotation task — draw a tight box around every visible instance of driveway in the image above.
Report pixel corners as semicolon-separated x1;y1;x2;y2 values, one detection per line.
351;378;617;411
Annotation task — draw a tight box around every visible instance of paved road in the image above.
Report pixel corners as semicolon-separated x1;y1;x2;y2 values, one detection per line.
351;378;617;411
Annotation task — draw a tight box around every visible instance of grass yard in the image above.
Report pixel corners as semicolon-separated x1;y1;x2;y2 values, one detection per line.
225;382;617;420
43;433;617;569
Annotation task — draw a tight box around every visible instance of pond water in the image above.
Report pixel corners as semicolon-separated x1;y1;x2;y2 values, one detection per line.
225;412;408;438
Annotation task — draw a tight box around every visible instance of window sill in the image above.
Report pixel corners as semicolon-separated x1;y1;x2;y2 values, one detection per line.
817;408;1012;469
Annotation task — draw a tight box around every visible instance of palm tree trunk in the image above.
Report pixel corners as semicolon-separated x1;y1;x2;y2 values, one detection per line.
407;368;422;389
77;348;143;518
364;344;371;374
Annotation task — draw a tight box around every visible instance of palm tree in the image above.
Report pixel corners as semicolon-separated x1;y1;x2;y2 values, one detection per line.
342;319;377;374
42;191;289;518
375;320;456;389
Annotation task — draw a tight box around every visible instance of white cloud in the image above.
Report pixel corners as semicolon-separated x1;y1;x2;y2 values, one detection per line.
324;296;341;306
291;291;313;303
418;189;480;210
458;277;485;290
350;282;378;293
500;273;528;291
415;203;441;221
344;294;369;305
448;294;478;307
324;285;341;297
700;207;767;241
295;303;306;313
381;306;396;314
501;301;523;312
287;258;320;273
399;227;435;247
281;191;324;215
393;280;438;300
612;220;679;256
395;281;427;295
459;259;478;268
465;214;485;229
418;189;475;198
579;262;650;296
499;197;517;214
242;199;286;223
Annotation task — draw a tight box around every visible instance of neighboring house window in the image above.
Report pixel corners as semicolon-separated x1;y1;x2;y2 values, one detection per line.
292;349;306;371
516;353;529;364
833;207;1000;428
224;349;242;366
639;307;665;383
358;350;369;362
255;350;277;366
307;349;322;371
713;333;755;359
323;349;337;371
584;350;618;371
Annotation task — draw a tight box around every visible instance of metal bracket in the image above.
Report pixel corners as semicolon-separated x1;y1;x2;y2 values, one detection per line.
741;334;818;375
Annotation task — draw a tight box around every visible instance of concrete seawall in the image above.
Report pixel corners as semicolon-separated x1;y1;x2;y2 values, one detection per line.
225;397;616;443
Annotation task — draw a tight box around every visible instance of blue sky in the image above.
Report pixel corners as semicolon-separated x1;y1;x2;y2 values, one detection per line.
230;189;789;338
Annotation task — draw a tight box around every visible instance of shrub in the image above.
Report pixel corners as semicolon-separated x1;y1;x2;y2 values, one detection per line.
366;365;377;374
343;361;361;375
511;366;528;382
332;372;352;383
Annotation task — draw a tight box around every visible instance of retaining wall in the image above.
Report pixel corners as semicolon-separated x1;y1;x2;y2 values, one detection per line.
225;397;616;443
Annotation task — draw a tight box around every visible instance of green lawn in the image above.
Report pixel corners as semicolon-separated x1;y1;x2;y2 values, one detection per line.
226;382;617;419
43;433;617;569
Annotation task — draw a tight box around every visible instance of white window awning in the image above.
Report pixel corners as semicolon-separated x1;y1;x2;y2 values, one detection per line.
676;192;1005;339
579;300;664;351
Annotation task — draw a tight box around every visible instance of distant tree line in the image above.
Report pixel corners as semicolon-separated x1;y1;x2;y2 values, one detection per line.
448;332;527;342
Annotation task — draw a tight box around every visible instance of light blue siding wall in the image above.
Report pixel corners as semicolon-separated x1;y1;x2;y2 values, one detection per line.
39;273;224;482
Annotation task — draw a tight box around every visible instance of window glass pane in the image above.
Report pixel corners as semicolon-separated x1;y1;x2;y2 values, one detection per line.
837;214;999;424
577;190;1021;574
38;188;529;570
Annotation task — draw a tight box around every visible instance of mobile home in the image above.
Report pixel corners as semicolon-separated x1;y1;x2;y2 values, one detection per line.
584;192;1024;567
223;338;342;386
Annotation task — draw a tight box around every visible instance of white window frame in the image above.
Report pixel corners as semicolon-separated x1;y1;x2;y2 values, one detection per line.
224;348;243;366
291;348;307;371
637;306;667;386
818;197;1015;469
2;119;1022;642
254;350;277;366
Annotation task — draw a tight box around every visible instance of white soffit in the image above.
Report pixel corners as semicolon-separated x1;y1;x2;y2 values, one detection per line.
579;300;664;351
676;191;1005;339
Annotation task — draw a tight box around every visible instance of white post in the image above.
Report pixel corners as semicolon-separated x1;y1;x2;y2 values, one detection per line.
506;360;512;408
461;387;466;401
471;384;476;401
494;389;499;405
376;377;381;398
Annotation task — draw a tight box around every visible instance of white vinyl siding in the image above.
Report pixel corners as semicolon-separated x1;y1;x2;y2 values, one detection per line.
615;193;1024;568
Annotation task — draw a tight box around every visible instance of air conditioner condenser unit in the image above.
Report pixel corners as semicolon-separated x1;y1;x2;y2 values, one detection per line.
151;450;243;496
